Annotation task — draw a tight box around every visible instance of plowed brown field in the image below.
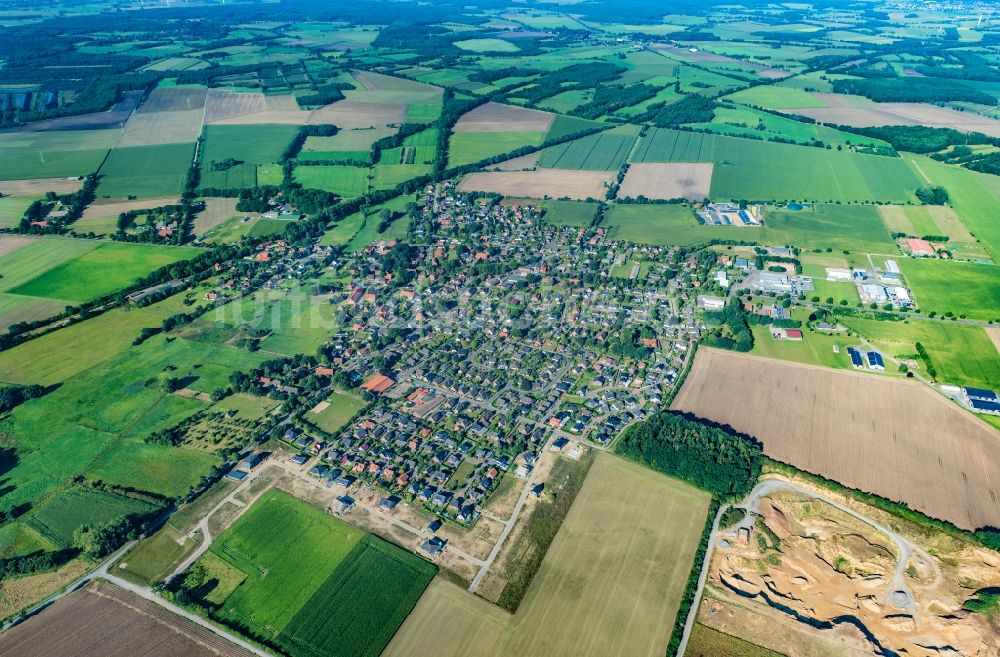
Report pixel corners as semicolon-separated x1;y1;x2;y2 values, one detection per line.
671;348;1000;530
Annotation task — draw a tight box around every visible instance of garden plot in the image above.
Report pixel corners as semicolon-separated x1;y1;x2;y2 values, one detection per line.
617;163;713;200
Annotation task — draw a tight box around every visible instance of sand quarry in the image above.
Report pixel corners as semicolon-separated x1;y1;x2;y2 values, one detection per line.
700;485;1000;657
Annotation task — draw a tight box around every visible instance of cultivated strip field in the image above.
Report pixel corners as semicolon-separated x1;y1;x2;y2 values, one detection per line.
308;100;406;129
0;178;84;196
617;163;713;200
789;95;1000;136
453;102;554;132
671;348;1000;530
457;169;613;200
988;327;1000;356
385;453;710;657
0;580;256;657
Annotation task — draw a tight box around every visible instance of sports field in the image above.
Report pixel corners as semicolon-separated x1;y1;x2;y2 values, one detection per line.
672;348;1000;530
385;453;710;657
308;390;367;434
10;242;203;303
203;489;435;657
631;128;921;203
899;259;1000;321
96;142;195;198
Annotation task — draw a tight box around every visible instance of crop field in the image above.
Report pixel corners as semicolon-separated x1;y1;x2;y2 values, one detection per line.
458;169;613;201
293;165;370;197
537;125;639;171
300;127;394;158
724;85;827;109
379;128;438;165
0;129;116;180
603;203;891;251
202;489;434;657
200;124;298;189
671;348;1000;530
686;624;787;657
630;128;922;203
453;102;554;133
204;90;308;125
0;580;257;657
0;236;98;291
449;131;546;167
455;38;520;53
899;259;1000;321
905;155;1000;259
536;200;600;226
385;453;710;657
0;196;38;227
838;316;1000;389
25;487;160;548
617;163;713;200
0;293;198;385
116;108;204;147
790;99;1000;138
308;390;367;434
96;142;195;198
10;242;203;303
0;294;66;332
0;178;84;196
309;100;407;129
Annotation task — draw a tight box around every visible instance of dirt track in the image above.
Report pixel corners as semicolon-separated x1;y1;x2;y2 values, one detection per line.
671;348;1000;530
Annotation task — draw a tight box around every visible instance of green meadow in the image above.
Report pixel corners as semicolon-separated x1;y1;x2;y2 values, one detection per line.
96;142;195;198
899;258;1000;321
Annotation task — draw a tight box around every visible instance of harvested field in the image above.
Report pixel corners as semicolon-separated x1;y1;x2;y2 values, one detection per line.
81;197;180;222
486;152;541;171
352;70;440;95
671;348;1000;530
116;109;204;147
654;44;790;78
0;92;141;133
457;169;613;201
0;178;83;196
453;102;554;133
788;96;1000;137
988;327;1000;355
617;162;713;200
0;579;256;657
386;453;709;657
0;235;37;259
193;198;240;234
136;87;207;113
308;100;406;129
204;90;307;125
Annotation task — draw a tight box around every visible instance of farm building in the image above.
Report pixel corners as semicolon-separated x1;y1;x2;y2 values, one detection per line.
964;388;1000;415
866;351;885;370
770;327;802;341
847;347;864;368
907;238;937;257
697;203;760;226
826;268;852;282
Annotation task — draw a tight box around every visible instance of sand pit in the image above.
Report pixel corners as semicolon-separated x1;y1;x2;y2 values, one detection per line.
453;102;554;133
671;348;1000;530
617;163;713;200
458;169;614;201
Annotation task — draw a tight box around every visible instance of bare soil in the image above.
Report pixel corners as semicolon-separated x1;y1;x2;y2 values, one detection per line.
308;100;406;129
457;170;613;201
0;178;84;195
671;348;1000;530
453;102;554;133
791;97;1000;137
0;580;255;657
617;162;713;200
